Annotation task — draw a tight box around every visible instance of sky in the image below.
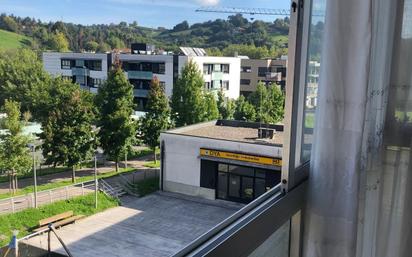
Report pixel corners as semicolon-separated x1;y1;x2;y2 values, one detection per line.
0;0;290;28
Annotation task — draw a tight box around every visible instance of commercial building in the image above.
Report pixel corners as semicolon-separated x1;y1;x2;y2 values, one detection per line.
240;58;287;97
42;52;110;94
160;120;283;203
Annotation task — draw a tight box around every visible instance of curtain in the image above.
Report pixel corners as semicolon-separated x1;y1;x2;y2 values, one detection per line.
302;0;412;256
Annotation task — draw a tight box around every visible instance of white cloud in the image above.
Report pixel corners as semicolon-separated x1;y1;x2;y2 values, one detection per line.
196;0;220;6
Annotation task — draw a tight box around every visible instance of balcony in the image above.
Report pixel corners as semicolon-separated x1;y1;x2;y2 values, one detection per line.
133;89;149;98
211;71;223;81
128;71;153;80
71;67;90;76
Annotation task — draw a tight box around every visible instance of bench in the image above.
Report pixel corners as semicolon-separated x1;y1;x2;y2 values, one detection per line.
33;211;84;233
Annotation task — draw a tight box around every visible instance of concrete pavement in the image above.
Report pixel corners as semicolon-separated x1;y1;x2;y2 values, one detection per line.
25;192;242;257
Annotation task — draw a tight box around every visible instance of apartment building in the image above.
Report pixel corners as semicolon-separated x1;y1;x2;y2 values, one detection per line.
240;58;287;97
43;45;241;111
305;61;320;108
178;51;241;100
117;53;174;111
42;52;109;94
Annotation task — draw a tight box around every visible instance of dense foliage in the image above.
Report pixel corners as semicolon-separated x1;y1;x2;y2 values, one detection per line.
0;13;290;57
40;79;96;182
171;61;219;127
0;49;52;121
139;77;171;162
0;100;32;194
96;64;136;171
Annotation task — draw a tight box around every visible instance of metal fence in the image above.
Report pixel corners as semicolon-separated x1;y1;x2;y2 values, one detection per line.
0;181;96;215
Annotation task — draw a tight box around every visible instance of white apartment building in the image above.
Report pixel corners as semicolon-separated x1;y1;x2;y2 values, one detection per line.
178;55;241;100
42;52;109;94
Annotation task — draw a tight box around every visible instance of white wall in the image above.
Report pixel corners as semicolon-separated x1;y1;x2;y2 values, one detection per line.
160;129;282;198
178;55;241;99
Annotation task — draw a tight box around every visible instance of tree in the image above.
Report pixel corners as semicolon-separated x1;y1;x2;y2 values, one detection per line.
173;21;189;32
0;16;19;32
40;80;96;183
171;60;207;127
97;64;135;171
97;42;111;52
204;93;219;120
217;90;235;120
49;32;69;52
264;84;285;124
85;41;99;52
234;95;256;122
248;82;268;122
0;100;32;194
0;49;52;121
139;77;171;163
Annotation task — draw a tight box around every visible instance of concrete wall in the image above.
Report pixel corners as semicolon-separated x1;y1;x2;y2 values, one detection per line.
178;56;241;99
160;127;282;199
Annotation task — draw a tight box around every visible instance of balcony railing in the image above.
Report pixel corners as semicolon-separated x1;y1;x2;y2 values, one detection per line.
72;67;90;76
133;89;149;98
128;71;153;80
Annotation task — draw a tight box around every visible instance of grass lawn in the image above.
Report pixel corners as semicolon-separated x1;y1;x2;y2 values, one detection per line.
0;168;136;200
0;29;32;50
133;177;159;197
0;192;118;247
107;147;160;161
143;161;160;168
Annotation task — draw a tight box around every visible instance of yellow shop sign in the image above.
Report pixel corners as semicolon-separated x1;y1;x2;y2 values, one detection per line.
200;148;282;167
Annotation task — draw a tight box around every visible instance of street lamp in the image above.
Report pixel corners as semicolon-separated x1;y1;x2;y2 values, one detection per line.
27;143;37;208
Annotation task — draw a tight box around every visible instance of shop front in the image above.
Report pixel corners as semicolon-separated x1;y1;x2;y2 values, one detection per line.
200;149;282;203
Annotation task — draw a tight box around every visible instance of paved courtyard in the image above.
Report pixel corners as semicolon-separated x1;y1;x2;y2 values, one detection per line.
25;192;242;257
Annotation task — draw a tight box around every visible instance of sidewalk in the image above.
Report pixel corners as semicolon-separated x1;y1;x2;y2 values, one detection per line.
0;153;159;194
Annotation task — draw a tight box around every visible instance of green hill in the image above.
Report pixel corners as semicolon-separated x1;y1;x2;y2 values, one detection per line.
0;29;32;50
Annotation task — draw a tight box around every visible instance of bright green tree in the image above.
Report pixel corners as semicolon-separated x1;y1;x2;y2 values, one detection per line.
171;60;207;127
217;90;235;120
40;80;96;183
0;49;52;121
0;100;32;194
204;93;219;120
234;95;256;122
265;84;285;123
96;64;135;171
85;41;99;52
248;82;268;122
139;77;171;163
49;32;69;52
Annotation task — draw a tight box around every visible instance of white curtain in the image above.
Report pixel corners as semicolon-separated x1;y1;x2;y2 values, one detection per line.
302;0;412;256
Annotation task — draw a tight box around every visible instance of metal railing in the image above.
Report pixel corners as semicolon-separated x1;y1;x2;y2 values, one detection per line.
0;180;96;215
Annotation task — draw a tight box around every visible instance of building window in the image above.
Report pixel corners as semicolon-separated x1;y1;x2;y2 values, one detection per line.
241;66;252;73
204;82;211;90
152;63;166;74
141;62;152;72
213;64;221;72
61;59;73;69
258;67;268;77
276;67;287;77
240;79;251;85
86;60;102;71
211;80;221;90
159;81;166;90
221;64;230;73
90;78;103;87
61;75;73;81
203;64;212;75
222;80;229;90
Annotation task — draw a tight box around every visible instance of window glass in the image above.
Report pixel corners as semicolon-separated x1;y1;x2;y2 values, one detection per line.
241;66;252;73
229;165;254;177
61;59;72;69
248;220;290;257
240;79;251;85
299;0;326;163
258;67;268;77
221;64;230;73
218;163;228;172
222;80;229;90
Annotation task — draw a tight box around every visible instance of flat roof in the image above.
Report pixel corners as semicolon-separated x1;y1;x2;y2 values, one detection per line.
166;120;283;146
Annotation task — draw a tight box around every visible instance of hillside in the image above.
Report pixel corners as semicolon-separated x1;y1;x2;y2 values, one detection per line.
0;29;32;50
0;14;290;58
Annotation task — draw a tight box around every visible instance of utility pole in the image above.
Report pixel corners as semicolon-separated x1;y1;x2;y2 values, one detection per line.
94;155;98;209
